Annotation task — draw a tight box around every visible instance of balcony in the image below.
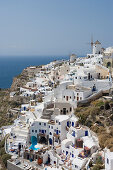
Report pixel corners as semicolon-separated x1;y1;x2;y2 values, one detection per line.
48;120;55;125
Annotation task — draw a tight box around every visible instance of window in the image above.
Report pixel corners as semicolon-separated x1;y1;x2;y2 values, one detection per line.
42;130;44;134
59;122;61;125
72;131;75;137
72;154;74;157
56;120;58;123
51;126;53;129
50;132;52;135
35;130;37;133
70;107;72;112
45;130;46;133
64;96;65;98
44;123;46;126
49;126;50;128
70;96;71;99
32;130;34;132
75;165;78;168
59;130;60;133
39;123;41;125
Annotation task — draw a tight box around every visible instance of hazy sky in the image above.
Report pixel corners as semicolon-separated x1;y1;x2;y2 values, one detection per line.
0;0;113;56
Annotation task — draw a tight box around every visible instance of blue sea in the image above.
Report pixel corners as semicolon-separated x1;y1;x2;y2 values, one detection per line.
0;56;69;89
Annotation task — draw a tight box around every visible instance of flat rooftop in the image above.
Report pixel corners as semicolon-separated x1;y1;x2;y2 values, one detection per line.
55;115;69;122
68;85;91;91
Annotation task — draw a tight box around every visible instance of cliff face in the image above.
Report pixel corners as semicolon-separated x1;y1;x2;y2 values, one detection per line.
10;65;42;92
10;68;29;92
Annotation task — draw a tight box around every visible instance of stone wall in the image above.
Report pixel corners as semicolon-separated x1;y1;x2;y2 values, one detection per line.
103;56;113;75
77;90;103;107
7;160;24;170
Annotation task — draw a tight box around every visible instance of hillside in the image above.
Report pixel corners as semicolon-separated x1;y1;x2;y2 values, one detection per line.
75;98;113;151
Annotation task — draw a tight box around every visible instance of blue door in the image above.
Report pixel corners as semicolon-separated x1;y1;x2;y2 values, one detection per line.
42;130;44;134
66;151;68;155
85;131;88;136
24;107;26;111
67;121;69;127
56;130;58;135
72;122;74;127
49;138;52;145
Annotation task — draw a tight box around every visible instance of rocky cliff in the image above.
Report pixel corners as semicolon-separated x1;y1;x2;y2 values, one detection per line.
10;68;29;92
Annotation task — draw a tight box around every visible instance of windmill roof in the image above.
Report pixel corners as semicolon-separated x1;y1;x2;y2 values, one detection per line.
95;40;101;44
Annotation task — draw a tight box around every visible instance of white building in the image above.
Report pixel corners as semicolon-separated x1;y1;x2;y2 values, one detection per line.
30;118;49;144
105;150;113;170
67;126;89;145
72;157;87;170
48;115;69;146
82;136;98;154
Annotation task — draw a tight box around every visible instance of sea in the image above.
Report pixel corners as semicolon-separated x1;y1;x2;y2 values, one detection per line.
0;56;70;89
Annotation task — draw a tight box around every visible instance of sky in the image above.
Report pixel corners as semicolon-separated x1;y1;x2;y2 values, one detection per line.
0;0;113;57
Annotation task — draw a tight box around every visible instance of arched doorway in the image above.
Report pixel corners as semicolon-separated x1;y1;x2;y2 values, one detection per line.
39;136;47;144
107;62;111;68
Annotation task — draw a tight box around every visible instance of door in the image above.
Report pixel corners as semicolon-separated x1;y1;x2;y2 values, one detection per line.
85;131;88;136
88;73;90;80
66;96;68;101
63;108;66;115
56;130;58;135
49;138;52;145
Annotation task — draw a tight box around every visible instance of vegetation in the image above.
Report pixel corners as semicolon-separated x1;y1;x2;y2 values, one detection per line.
0;90;21;168
0;90;20;128
0;139;11;169
92;164;104;170
75;99;113;151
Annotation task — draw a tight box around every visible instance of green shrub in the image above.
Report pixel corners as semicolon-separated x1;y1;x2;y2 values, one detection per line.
1;154;11;167
92;164;103;170
0;139;5;148
0;148;5;156
105;101;110;110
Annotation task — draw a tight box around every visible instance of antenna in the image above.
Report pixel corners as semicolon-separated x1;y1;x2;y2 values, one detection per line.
91;35;93;49
85;35;94;53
